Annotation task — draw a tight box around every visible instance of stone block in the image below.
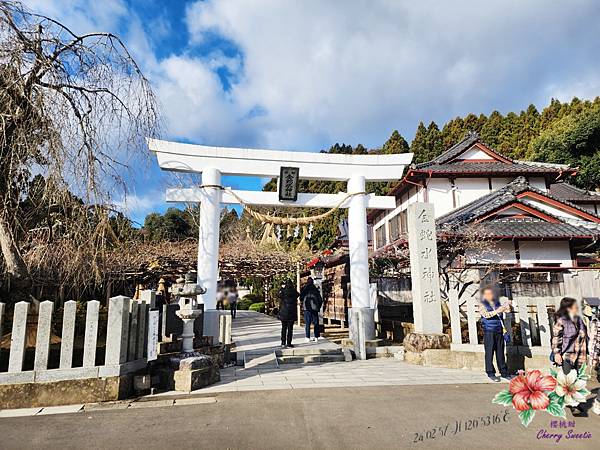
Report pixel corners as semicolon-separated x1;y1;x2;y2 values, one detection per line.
0;375;131;409
403;332;450;353
37;404;84;415
35;367;99;383
178;355;213;371
0;371;35;384
105;296;130;365
60;300;77;369
139;290;156;308
83;300;100;368
34;301;54;371
173;366;220;392
365;338;383;347
8;302;29;373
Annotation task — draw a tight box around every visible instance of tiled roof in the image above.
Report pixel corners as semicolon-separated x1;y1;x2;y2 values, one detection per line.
414;132;572;173
437;176;600;226
478;218;600;239
550;182;600;203
423;132;484;165
413;162;563;174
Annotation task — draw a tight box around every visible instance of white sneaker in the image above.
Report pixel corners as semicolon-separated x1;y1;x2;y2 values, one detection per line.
310;337;317;342
593;400;600;415
304;337;311;343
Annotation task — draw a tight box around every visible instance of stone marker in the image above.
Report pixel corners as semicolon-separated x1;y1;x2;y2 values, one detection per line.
147;310;159;361
128;301;139;361
60;300;77;369
0;302;5;340
34;301;54;371
407;203;442;334
83;300;100;367
140;290;156;308
136;303;148;360
105;296;130;365
8;301;29;372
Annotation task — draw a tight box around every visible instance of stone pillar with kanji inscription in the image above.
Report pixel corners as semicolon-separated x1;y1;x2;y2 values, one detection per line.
407;202;443;335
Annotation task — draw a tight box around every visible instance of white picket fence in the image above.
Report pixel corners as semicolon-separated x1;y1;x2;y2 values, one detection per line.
448;286;561;356
0;292;156;384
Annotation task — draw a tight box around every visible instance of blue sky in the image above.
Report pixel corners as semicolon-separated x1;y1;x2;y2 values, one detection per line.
28;0;600;224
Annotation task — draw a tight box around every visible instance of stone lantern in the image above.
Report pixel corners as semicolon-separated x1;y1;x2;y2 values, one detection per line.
172;272;206;355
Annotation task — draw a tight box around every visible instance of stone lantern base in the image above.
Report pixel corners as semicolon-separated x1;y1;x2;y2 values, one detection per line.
172;356;220;392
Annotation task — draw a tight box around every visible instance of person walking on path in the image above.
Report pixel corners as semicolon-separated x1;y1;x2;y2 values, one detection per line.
228;288;238;319
479;286;510;382
552;297;588;415
216;289;225;311
587;302;600;415
278;280;299;348
301;277;323;343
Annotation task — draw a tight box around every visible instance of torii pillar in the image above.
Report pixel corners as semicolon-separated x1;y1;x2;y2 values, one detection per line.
148;138;413;349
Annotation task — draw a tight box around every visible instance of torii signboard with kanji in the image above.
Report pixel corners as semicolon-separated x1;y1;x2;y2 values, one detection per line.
148;138;413;340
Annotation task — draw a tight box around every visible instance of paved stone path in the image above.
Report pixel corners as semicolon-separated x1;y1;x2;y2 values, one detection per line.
196;310;495;393
232;310;340;353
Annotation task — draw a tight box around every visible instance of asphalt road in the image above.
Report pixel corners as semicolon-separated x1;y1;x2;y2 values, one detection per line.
0;384;598;449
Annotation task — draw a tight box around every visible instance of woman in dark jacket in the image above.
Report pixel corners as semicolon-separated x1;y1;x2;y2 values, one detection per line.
278;280;299;348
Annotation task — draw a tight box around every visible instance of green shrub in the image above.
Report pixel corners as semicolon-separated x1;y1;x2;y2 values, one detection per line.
242;293;263;303
236;298;253;310
249;302;265;313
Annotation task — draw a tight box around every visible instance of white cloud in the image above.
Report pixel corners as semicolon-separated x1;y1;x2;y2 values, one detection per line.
114;190;164;224
25;0;600;152
183;0;600;148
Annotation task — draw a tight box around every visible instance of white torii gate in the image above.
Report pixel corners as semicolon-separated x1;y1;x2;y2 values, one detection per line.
148;138;413;340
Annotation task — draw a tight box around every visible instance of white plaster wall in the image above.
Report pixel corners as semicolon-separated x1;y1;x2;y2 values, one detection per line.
455;178;490;207
529;177;547;192
427;178;454;217
526;199;581;220
491;177;513;191
519;241;572;267
460;147;495;160
466;241;517;265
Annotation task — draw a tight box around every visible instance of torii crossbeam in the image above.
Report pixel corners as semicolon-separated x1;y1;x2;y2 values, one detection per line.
148;138;413;340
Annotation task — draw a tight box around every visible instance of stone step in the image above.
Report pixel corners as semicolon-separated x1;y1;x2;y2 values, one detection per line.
275;347;343;357
277;353;346;364
366;346;405;359
341;338;384;348
243;351;279;369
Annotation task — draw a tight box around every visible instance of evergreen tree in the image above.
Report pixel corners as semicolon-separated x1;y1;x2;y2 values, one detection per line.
480;110;504;148
425;121;445;161
410;121;430;164
382;130;410;154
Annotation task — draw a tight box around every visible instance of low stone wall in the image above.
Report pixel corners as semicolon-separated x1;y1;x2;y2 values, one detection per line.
0;374;133;409
404;348;550;373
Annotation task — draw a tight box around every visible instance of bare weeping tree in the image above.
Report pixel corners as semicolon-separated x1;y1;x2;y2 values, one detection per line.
0;1;159;302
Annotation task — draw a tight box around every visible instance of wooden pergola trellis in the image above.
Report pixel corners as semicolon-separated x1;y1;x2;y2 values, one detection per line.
108;239;307;285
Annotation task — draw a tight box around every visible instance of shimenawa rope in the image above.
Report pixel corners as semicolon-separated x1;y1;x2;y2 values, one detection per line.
199;184;366;225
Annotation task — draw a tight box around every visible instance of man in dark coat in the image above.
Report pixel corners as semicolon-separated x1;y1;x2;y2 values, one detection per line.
301;277;323;342
278;280;299;348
